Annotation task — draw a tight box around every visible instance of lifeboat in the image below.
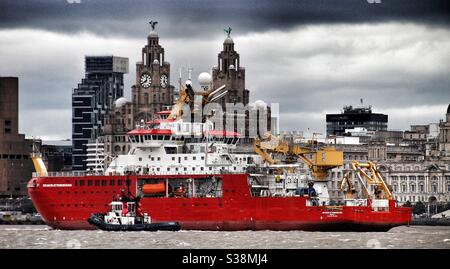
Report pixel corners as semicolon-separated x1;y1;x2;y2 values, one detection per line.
142;182;166;194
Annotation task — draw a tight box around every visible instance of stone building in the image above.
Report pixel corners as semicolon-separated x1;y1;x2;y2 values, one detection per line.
99;26;271;167
212;34;249;106
0;77;34;197
101;25;174;160
132;28;175;121
439;104;450;160
211;33;270;140
323;104;450;205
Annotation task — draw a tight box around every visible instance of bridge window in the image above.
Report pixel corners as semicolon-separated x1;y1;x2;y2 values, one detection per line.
88;180;93;186
109;180;115;186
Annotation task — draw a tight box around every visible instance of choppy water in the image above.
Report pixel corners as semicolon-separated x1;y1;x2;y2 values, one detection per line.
0;225;449;249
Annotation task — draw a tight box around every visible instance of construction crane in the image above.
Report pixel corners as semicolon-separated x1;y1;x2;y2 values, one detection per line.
253;132;344;181
340;161;394;200
167;78;227;121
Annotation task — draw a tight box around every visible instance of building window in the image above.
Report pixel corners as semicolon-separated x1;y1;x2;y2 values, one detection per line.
109;180;115;186
401;184;407;193
410;184;416;193
4;120;11;134
432;184;438;193
419;184;424;192
88;180;93;186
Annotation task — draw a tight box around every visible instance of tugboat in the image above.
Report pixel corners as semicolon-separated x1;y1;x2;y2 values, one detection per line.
88;188;180;232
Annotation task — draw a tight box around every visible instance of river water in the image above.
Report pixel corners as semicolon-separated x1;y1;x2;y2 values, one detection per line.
0;225;449;249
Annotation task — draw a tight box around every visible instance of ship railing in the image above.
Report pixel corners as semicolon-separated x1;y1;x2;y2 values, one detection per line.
31;169;250;178
110;169;248;177
32;171;87;178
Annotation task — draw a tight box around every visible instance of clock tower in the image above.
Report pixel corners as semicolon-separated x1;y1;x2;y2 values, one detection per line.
212;28;249;107
133;22;174;121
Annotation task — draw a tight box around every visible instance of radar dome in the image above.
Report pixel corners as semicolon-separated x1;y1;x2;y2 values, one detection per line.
153;59;159;64
114;97;128;108
185;79;193;87
198;72;212;85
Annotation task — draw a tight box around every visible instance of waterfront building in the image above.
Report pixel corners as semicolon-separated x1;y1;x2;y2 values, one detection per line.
0;77;34;197
326;105;388;136
439;104;450;161
212;32;249;106
72;56;128;170
321;104;450;204
40;140;72;172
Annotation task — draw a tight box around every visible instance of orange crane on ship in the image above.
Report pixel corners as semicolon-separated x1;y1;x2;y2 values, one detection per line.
340;161;394;200
252;132;344;181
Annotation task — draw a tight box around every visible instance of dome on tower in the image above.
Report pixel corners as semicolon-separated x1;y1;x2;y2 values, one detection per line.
224;37;234;44
148;30;158;38
114;97;128;108
198;72;212;85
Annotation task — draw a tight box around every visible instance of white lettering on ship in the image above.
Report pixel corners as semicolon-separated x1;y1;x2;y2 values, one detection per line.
42;184;72;187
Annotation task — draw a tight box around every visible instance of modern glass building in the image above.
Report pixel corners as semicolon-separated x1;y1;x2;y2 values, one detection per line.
72;56;128;171
326;105;388;136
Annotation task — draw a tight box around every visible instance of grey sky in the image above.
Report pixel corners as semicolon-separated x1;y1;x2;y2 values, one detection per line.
0;0;449;139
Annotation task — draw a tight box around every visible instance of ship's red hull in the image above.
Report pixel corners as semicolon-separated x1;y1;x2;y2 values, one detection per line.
28;174;411;231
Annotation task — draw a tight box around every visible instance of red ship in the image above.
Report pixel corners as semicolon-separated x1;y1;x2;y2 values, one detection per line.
28;172;411;231
28;81;411;231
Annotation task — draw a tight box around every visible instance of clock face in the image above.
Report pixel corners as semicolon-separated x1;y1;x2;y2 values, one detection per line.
160;74;168;88
140;73;151;88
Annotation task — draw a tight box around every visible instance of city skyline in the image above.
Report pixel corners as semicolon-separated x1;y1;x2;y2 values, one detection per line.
0;0;449;139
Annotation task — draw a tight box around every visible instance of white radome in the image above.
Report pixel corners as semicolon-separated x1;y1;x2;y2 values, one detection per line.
198;72;212;85
185;79;193;87
114;97;128;108
229;65;235;70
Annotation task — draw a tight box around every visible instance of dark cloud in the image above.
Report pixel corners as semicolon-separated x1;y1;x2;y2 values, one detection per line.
0;0;449;38
1;1;449;138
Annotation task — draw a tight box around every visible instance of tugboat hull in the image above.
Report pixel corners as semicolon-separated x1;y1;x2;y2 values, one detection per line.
87;214;181;232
